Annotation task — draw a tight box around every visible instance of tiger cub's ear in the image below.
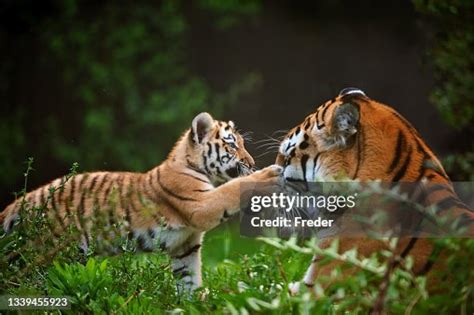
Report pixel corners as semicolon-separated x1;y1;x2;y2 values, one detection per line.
192;112;214;143
325;102;360;149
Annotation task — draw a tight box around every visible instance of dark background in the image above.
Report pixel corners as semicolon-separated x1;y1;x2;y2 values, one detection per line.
1;0;472;209
192;1;442;147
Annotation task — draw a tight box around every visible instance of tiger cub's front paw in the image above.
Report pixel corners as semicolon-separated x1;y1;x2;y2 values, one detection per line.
253;164;283;180
243;165;283;198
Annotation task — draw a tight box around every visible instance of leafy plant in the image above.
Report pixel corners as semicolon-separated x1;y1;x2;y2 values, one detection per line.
413;0;474;180
413;0;474;130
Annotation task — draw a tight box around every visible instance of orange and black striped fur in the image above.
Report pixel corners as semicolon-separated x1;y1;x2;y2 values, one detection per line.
274;88;473;294
1;112;282;292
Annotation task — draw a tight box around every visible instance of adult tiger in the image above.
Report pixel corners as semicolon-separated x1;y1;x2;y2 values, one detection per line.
1;112;282;292
274;88;473;294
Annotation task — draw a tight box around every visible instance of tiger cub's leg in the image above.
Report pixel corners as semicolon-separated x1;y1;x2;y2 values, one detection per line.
171;232;204;294
186;165;283;231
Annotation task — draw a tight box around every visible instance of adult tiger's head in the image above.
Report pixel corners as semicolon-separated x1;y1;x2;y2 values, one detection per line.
186;112;255;185
276;88;448;183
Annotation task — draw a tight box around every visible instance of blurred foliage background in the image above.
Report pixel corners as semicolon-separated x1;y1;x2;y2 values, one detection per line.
0;0;473;265
414;0;474;181
0;0;261;204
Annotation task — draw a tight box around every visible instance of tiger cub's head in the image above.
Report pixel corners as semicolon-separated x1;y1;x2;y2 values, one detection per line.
276;88;446;183
187;112;255;185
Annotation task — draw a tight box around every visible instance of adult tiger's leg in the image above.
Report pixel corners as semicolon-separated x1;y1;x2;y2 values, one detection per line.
289;254;320;295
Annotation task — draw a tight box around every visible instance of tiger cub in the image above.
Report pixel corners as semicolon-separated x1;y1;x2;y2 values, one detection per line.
274;88;473;294
1;112;282;292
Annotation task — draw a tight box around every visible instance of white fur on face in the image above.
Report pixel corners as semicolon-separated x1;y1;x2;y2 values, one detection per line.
279;128;304;155
280;128;327;182
279;129;303;181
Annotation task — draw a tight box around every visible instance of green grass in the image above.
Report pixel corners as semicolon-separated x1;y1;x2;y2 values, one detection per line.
1;161;473;314
2;223;474;314
202;219;265;267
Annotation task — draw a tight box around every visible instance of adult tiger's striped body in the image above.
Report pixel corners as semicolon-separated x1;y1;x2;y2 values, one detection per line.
1;112;282;292
274;88;473;293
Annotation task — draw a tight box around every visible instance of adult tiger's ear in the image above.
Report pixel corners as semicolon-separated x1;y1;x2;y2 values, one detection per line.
325;102;360;149
191;112;214;143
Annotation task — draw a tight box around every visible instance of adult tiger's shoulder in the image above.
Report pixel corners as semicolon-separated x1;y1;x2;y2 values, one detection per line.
1;112;282;292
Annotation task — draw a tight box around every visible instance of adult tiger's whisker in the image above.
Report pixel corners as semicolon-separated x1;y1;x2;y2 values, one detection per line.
256;142;280;148
255;150;279;159
254;138;280;145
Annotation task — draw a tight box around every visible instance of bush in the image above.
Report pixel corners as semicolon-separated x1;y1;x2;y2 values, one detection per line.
1;160;473;314
414;0;474;180
46;255;176;314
